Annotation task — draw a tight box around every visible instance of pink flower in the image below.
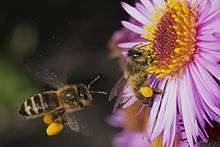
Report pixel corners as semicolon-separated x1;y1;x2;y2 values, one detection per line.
109;0;220;146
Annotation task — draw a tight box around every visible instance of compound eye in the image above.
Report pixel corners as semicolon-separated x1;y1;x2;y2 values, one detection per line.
79;88;86;98
128;50;142;58
65;92;76;100
79;91;85;97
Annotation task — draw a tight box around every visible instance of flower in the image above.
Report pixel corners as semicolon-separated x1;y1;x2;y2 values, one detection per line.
107;101;198;147
109;0;220;146
107;101;164;147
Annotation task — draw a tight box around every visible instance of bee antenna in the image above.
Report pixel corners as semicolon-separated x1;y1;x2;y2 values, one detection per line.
88;75;100;89
91;91;107;95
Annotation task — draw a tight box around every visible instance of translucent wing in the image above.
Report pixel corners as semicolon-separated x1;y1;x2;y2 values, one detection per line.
109;76;133;112
65;114;81;133
108;76;127;101
64;107;99;135
26;56;70;88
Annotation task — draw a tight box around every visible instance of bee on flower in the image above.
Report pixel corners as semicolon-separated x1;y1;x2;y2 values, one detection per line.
108;0;220;146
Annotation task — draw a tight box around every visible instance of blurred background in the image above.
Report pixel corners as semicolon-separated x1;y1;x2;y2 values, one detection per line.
0;0;217;147
0;0;126;146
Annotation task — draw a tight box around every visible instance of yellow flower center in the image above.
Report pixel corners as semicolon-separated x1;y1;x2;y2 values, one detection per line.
143;0;198;78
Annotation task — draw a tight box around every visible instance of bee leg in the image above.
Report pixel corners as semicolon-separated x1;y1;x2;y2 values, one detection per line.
152;88;164;95
45;109;66;136
76;99;84;109
140;98;154;107
51;108;66;123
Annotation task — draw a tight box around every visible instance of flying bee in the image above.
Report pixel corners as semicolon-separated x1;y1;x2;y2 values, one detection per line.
109;43;164;111
19;75;107;135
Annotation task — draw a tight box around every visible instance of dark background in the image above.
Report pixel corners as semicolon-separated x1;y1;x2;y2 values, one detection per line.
0;0;126;147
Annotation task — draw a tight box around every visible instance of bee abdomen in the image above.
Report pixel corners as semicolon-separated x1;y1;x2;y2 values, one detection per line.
19;92;60;117
19;94;45;117
41;92;60;111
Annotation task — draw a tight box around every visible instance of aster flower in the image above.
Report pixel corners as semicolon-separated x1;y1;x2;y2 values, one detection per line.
107;101;164;147
109;0;220;146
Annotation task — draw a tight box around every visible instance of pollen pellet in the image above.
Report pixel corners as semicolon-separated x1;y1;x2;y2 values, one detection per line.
43;114;53;125
140;87;153;98
46;122;64;136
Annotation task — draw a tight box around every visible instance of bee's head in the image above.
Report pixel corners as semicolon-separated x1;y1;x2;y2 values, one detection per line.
59;86;78;103
59;84;93;106
77;84;92;101
127;44;156;70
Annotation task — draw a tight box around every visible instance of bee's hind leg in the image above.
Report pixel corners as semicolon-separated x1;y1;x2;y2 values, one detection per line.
44;108;66;136
50;108;66;123
140;99;154;107
152;88;164;95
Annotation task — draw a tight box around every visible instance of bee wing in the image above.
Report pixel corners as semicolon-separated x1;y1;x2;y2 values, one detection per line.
109;76;133;112
108;76;127;101
26;58;68;88
112;82;133;112
65;114;81;133
65;107;98;135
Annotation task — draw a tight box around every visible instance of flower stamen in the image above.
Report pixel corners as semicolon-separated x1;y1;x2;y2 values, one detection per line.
143;0;198;78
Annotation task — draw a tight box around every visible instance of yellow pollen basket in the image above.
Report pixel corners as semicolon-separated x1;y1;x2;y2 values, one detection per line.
140;87;153;98
43;114;53;125
142;0;197;78
43;114;64;136
46;122;64;136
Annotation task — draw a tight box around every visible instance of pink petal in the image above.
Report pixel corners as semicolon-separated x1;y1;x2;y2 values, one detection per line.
194;60;220;105
191;0;202;8
106;110;125;127
213;32;220;38
198;0;211;24
197;34;218;42
190;63;220;118
161;80;177;146
199;50;220;63
121;21;147;35
139;0;155;12
113;132;151;147
135;3;155;23
208;0;220;15
146;80;167;138
118;42;147;48
121;2;152;26
200;8;220;28
199;17;220;35
153;0;165;9
150;79;177;147
197;41;220;51
178;71;198;146
196;55;220;81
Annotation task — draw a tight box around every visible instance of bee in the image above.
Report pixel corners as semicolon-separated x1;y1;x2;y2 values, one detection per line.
109;43;164;111
19;75;107;135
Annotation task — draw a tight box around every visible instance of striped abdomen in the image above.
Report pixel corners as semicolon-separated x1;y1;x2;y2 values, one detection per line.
19;92;60;118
